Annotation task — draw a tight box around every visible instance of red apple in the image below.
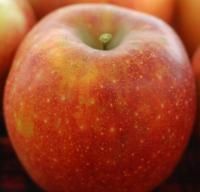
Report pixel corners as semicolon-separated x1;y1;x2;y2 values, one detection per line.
29;0;175;23
4;4;195;192
192;47;200;137
174;0;200;56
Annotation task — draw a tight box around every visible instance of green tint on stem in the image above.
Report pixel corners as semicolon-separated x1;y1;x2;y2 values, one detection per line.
99;33;113;50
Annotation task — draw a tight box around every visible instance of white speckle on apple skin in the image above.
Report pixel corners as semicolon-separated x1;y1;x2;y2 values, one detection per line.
135;86;140;91
112;79;117;84
60;95;66;101
96;117;100;122
46;98;50;103
167;110;171;114
160;103;165;108
43;119;48;124
80;125;85;130
161;135;166;140
139;75;143;79
175;115;179;120
157;115;161;120
140;139;144;144
19;101;24;107
131;153;135;157
109;127;115;133
134;112;139;117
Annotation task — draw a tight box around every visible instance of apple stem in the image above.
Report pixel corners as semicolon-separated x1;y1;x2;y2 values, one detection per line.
99;33;113;50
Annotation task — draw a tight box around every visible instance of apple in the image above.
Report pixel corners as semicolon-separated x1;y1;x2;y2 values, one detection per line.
192;48;200;138
174;0;200;56
4;4;196;192
0;0;35;120
29;0;175;23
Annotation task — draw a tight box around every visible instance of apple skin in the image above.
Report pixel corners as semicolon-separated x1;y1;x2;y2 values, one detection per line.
174;0;200;56
4;4;196;192
0;0;35;109
29;0;175;23
192;48;200;138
